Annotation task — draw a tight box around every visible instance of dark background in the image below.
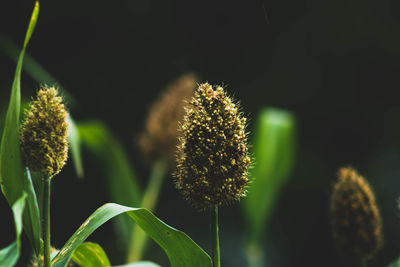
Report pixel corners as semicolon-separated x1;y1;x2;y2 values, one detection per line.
1;0;400;266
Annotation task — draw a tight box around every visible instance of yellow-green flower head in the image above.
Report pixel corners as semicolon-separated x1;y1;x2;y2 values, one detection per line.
21;86;69;178
174;83;251;210
330;167;383;260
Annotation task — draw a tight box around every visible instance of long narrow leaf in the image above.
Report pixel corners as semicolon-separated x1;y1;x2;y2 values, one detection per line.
0;111;4;148
389;257;400;267
67;114;84;178
70;242;161;267
78;121;141;240
0;33;75;105
243;108;296;244
114;263;161;267
51;203;212;267
0;33;83;180
0;193;27;267
71;242;110;267
0;1;41;255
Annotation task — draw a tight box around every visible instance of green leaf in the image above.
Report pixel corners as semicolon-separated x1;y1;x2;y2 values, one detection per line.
0;16;83;181
67;114;84;178
389;257;400;267
127;160;167;263
0;112;4;147
114;262;161;267
0;1;41;255
0;193;27;267
0;30;83;181
23;2;39;48
30;171;44;218
70;242;161;267
243;107;296;244
78;121;141;241
51;203;212;267
71;242;110;267
0;34;75;105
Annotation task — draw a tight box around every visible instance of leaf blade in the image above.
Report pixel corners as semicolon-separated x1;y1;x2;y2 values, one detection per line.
0;0;41;255
71;242;110;267
51;203;212;267
114;262;161;267
67;114;84;178
243;108;296;244
0;32;76;105
23;1;39;48
0;193;27;267
389;257;400;267
78;121;141;241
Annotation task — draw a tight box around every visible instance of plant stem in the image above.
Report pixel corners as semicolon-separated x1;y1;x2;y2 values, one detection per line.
211;205;220;267
127;160;167;263
43;178;51;267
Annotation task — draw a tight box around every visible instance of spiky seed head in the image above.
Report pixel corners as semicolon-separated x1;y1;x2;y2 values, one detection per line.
139;73;197;167
330;167;383;260
20;86;69;178
174;82;251;210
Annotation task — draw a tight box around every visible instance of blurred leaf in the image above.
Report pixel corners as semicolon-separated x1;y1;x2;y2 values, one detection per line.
243;107;296;244
71;242;110;267
114;262;161;267
51;203;212;267
78;121;141;242
0;35;75;105
67;114;84;178
0;1;41;255
389;257;400;267
0;193;27;267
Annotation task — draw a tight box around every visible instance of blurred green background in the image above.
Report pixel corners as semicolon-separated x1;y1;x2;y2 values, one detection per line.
1;0;400;266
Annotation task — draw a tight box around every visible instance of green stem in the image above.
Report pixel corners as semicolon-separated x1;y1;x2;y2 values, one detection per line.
43;178;51;267
127;160;167;263
211;205;220;267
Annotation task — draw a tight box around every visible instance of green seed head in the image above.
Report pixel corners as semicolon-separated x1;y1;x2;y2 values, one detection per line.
174;83;251;210
20;86;69;178
139;73;197;167
330;167;383;260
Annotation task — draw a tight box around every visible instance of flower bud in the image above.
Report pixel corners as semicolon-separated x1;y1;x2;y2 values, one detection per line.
330;167;383;260
174;83;251;210
20;86;68;178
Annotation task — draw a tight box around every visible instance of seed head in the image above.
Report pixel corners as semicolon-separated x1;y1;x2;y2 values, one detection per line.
139;73;197;167
174;83;251;210
20;86;69;178
330;167;383;260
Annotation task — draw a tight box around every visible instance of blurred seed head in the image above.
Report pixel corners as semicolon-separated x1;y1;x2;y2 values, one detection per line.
20;86;69;178
174;82;251;210
139;73;198;167
330;167;383;260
